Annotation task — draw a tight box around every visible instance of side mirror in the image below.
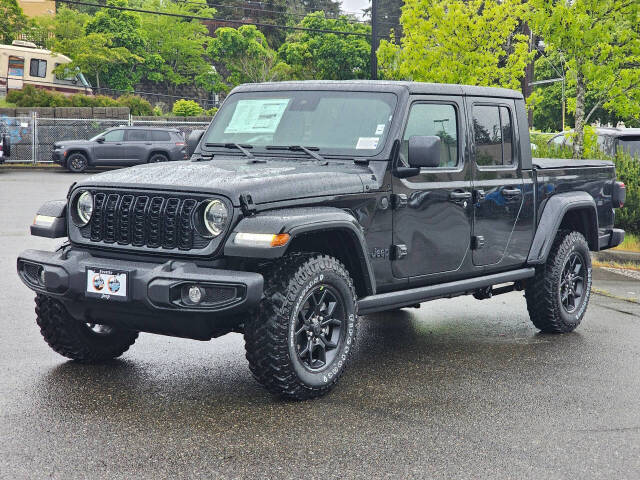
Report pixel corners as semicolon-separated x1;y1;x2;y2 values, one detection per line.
408;135;441;168
95;137;105;144
187;129;205;157
2;135;10;157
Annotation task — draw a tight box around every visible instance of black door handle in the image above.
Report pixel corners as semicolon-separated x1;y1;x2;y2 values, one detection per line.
450;190;472;200
502;188;522;197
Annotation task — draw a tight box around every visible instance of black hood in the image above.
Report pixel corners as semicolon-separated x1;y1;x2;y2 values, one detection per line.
76;159;378;206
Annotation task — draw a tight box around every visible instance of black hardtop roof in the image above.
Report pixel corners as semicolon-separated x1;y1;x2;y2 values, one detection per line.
231;80;523;100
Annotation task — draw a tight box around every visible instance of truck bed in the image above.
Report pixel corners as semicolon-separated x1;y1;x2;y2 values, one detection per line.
532;158;614;169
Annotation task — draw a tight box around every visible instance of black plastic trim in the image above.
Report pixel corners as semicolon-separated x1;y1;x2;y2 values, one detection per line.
527;192;598;264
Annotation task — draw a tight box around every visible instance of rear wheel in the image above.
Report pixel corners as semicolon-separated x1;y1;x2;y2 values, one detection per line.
67;153;88;172
148;153;168;163
525;230;592;333
35;294;138;362
244;254;358;400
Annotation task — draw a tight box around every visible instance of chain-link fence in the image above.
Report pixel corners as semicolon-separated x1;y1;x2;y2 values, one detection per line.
0;115;211;164
0;115;36;164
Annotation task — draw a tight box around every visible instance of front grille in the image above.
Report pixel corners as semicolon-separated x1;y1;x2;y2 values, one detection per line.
79;190;213;252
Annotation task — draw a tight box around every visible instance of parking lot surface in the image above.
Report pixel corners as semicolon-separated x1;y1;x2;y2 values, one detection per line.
2;169;640;479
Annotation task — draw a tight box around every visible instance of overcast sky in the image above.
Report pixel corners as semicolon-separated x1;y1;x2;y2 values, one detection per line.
341;0;369;17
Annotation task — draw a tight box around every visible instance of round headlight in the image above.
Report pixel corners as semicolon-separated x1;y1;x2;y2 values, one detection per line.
76;191;93;225
203;199;228;237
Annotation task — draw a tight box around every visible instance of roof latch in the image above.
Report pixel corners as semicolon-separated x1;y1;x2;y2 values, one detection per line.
239;193;256;217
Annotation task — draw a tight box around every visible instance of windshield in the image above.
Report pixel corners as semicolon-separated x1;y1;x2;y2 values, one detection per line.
619;137;640;159
203;90;397;157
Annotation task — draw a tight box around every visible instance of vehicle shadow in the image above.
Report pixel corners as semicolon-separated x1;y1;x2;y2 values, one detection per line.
28;306;587;425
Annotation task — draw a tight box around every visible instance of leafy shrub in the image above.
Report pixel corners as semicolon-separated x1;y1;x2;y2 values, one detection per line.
205;107;218;117
117;95;153;116
172;99;204;117
5;86;153;114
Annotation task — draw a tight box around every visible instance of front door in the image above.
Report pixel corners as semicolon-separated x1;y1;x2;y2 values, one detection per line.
391;96;473;279
93;129;126;164
467;99;525;267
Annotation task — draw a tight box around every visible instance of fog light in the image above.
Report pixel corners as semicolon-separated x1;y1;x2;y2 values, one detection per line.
40;268;46;286
188;285;204;304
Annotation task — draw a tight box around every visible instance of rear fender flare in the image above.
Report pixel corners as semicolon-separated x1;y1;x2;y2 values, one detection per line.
527;191;598;264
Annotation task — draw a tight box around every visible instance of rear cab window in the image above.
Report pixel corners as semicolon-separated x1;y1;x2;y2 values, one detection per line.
473;104;515;167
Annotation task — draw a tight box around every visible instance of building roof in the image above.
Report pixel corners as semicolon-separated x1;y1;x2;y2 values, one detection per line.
232;80;524;100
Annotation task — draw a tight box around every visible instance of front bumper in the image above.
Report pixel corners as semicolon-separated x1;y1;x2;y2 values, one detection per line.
17;248;263;340
52;150;65;166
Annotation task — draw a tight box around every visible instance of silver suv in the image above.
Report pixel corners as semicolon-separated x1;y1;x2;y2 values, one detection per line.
52;127;187;172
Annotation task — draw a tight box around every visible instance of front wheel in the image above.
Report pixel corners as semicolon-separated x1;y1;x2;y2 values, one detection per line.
67;153;88;172
244;254;358;400
35;294;138;362
525;230;592;333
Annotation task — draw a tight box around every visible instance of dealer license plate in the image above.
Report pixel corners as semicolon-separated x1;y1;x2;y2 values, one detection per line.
86;268;128;301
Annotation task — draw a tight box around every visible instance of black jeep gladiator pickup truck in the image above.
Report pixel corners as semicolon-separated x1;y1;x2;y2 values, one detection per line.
18;81;626;400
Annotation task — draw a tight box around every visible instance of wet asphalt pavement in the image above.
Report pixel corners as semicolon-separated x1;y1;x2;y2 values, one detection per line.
2;169;640;479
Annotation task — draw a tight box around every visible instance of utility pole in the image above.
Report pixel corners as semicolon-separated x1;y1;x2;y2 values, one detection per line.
370;0;378;80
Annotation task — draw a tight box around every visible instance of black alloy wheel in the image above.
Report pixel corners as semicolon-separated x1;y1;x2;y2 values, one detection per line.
293;285;345;371
67;153;88;172
560;251;587;314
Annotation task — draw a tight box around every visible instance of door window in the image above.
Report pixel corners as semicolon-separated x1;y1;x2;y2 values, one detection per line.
29;59;47;78
8;56;24;76
400;103;459;167
102;130;124;142
473;105;515;167
125;130;149;141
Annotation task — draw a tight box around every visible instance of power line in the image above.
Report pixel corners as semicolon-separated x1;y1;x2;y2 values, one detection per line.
58;0;383;37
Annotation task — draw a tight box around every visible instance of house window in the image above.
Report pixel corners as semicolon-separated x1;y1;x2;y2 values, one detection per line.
8;56;24;77
29;59;47;78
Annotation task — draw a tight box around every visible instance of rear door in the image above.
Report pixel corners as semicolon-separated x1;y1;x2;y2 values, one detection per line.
124;129;150;164
391;96;473;279
467;99;525;267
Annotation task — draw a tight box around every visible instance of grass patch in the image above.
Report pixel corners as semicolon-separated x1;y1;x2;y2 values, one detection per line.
0;98;16;108
614;232;640;252
592;259;640;271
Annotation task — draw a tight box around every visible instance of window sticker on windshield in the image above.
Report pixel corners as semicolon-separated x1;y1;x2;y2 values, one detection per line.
375;124;385;135
356;137;379;150
224;99;290;134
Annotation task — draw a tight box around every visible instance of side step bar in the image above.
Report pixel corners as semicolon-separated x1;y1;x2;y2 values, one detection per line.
357;268;535;315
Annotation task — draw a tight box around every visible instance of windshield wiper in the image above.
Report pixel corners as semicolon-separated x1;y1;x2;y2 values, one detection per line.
205;142;254;159
266;145;327;164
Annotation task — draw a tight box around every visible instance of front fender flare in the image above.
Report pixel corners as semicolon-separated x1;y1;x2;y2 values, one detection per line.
527;191;598;264
224;207;375;295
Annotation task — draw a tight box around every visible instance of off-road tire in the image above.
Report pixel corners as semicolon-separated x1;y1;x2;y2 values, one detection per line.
525;230;592;333
67;153;88;172
244;254;358;400
35;294;138;362
149;153;169;163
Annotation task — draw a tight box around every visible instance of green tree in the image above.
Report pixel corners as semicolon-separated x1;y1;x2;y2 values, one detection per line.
84;0;146;90
138;0;216;93
54;33;142;89
0;0;27;45
529;0;640;158
377;0;533;89
278;12;371;80
27;6;89;48
208;25;290;89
